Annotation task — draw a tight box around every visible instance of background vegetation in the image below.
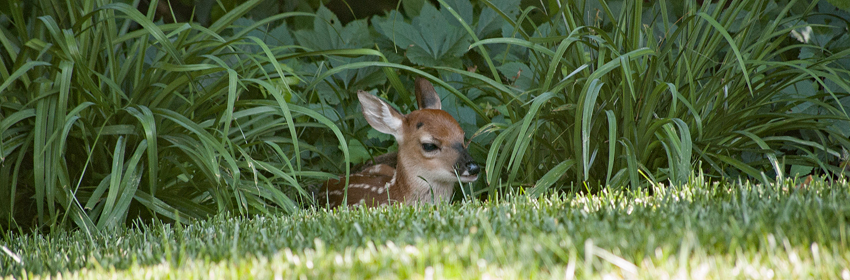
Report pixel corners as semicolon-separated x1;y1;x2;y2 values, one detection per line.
1;0;849;234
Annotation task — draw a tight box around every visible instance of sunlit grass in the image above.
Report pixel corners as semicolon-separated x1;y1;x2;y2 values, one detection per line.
3;177;849;279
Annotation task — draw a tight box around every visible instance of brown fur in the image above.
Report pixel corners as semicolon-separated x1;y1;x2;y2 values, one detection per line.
318;78;480;208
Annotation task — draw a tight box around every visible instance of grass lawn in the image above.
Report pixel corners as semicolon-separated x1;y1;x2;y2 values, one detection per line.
2;177;849;279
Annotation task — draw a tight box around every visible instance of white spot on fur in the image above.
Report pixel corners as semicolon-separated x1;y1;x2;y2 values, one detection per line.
365;165;382;174
348;184;372;189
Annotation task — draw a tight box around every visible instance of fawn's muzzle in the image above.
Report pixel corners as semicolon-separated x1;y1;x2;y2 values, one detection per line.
465;162;480;176
456;147;480;182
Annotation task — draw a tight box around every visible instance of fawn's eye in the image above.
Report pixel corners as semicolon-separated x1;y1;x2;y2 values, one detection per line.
421;143;439;152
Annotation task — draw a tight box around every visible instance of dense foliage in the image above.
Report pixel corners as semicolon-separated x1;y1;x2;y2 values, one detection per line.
1;0;849;232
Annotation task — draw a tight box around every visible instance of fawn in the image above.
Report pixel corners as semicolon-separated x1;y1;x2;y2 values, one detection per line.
317;78;480;208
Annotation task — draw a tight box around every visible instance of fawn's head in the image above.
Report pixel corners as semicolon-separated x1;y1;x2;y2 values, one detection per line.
358;78;480;189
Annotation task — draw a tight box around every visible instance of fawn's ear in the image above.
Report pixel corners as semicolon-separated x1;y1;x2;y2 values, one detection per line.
358;90;406;141
415;78;442;110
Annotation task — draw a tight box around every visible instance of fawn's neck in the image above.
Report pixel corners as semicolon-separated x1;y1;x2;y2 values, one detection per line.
391;158;455;204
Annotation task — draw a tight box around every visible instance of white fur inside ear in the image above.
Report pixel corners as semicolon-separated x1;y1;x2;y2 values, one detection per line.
381;103;403;132
359;91;405;142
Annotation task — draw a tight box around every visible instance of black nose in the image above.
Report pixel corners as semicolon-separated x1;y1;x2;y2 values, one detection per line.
466;162;480;175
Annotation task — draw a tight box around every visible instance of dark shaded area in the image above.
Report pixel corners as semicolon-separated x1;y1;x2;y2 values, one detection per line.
324;0;400;23
139;0;403;25
139;0;195;23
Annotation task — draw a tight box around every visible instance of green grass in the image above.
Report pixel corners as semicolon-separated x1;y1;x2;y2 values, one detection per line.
3;177;849;279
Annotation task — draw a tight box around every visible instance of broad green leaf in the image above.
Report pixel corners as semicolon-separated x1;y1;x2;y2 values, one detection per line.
476;0;521;37
293;6;371;50
440;0;473;29
374;4;470;67
346;139;371;165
